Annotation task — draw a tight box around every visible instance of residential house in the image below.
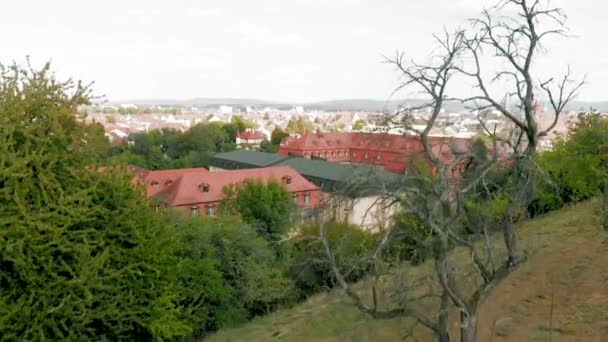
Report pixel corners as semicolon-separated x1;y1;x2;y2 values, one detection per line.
235;130;267;149
132;165;320;218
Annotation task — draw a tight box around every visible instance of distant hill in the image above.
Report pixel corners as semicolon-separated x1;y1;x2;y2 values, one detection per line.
107;98;608;112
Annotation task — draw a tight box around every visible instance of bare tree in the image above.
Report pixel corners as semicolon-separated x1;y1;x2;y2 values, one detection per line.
316;2;584;342
460;0;585;266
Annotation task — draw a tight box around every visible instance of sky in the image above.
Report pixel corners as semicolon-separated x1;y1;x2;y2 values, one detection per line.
2;0;606;103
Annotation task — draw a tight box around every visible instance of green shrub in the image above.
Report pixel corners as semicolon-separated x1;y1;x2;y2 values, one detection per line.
187;218;293;318
287;222;376;297
0;63;189;340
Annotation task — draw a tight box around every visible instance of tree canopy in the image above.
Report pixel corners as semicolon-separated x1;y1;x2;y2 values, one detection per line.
0;62;188;340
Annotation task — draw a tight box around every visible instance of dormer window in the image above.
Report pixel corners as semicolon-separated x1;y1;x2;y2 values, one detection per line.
198;183;210;192
282;176;292;185
165;179;173;186
151;181;159;189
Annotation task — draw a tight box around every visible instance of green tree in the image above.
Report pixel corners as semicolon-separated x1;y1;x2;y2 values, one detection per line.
259;139;279;153
537;112;608;205
186;217;292;318
221;180;295;246
352;119;365;131
270;126;289;145
0;62;188;340
286;116;314;134
173;218;241;338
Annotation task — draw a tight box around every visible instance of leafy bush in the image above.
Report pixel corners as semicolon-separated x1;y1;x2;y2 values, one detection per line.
535;113;608;213
182;218;293;319
384;214;435;265
0;63;188;340
220;180;295;247
287;222;376;298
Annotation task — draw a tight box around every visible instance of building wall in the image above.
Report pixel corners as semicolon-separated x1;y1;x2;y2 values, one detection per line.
165;189;321;218
321;193;398;231
278;146;410;173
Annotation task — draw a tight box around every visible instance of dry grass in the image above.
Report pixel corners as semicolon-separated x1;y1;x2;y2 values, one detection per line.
207;201;608;341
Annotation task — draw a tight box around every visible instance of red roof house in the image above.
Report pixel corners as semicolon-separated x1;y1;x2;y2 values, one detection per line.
236;130;267;148
132;166;320;217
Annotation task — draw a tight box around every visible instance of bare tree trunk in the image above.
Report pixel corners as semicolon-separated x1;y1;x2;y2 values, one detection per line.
503;210;518;265
460;311;478;342
437;290;451;342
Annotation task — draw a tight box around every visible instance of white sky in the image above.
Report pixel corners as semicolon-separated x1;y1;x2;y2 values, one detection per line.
2;0;605;102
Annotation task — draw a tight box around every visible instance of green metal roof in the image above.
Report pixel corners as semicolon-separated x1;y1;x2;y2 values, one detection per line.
211;150;402;197
210;150;290;168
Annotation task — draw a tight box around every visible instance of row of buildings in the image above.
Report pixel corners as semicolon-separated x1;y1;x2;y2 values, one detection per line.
131;148;405;229
130;130;477;229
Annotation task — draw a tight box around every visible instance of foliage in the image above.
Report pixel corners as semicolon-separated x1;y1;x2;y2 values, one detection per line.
385;214;435;265
286;222;376;297
600;180;608;231
0;62;188;340
259;139;279;153
172;219;237;339
220;180;295;246
352;119;365;131
532;113;608;216
259;127;288;153
270;127;288;145
108;121;239;170
286;116;314;135
187;218;293;318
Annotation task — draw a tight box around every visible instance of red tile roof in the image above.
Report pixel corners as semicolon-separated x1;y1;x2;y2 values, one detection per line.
140;166;319;207
236;130;266;140
132;167;211;197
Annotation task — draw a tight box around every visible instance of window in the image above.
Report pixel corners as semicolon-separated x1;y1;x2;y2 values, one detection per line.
282;175;292;184
190;206;199;217
206;205;216;217
151;181;159;189
376;154;382;160
338;151;343;157
364;152;368;159
199;183;210;192
304;193;311;204
352;152;357;157
332;151;336;157
155;204;161;212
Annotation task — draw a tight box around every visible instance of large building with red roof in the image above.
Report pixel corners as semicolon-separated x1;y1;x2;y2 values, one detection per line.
132;165;320;217
278;131;471;174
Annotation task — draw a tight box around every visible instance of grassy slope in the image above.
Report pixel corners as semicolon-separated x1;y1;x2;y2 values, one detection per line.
208;201;608;341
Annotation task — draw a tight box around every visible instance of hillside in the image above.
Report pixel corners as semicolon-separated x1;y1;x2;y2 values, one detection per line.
207;201;608;341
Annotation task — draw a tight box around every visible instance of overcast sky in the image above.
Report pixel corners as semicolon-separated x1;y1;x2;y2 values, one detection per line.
2;0;605;102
